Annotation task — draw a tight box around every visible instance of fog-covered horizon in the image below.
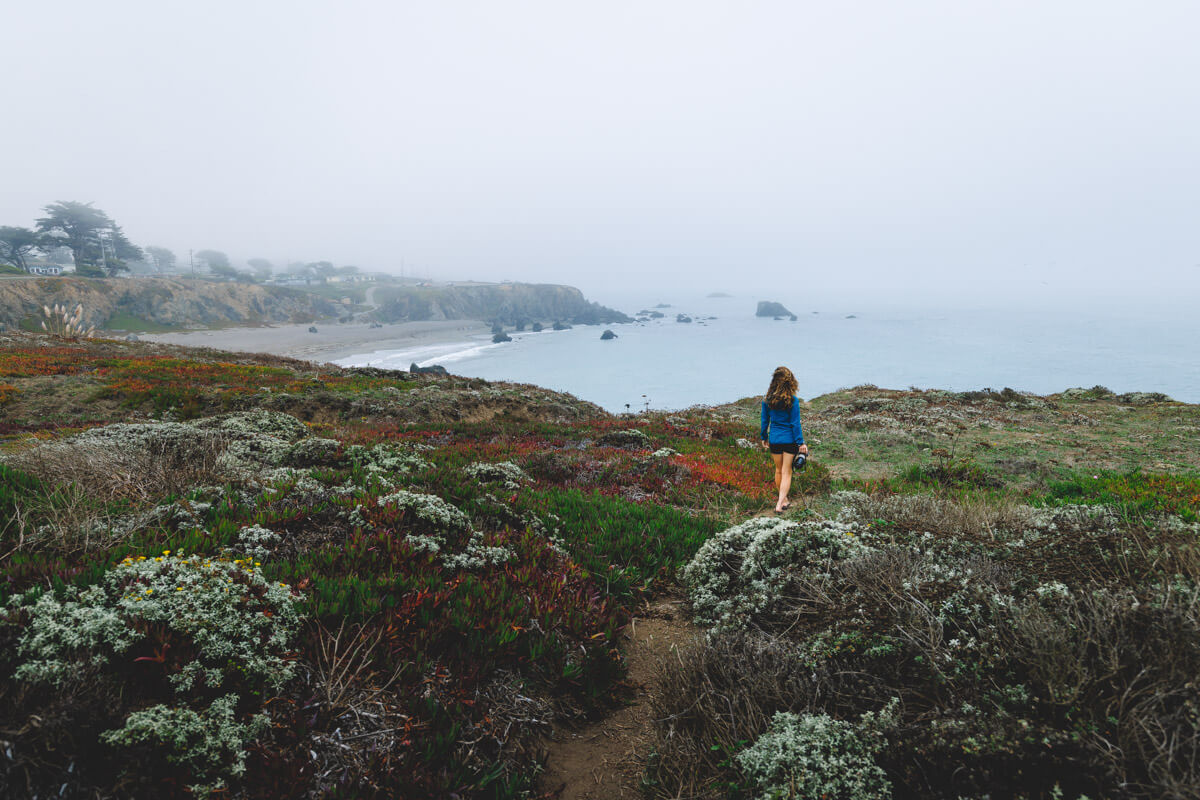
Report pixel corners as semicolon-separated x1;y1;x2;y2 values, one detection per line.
4;1;1198;304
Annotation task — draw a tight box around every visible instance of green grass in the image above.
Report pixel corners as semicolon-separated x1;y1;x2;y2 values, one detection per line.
102;311;177;333
513;487;720;599
1041;470;1200;522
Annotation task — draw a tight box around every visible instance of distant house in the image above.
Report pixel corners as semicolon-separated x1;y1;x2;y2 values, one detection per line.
26;264;63;276
271;274;312;286
325;274;376;284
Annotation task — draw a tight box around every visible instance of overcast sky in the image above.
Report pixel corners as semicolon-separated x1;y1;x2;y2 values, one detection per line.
3;1;1197;302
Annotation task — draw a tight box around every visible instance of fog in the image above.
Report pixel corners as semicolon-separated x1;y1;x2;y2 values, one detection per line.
3;0;1198;305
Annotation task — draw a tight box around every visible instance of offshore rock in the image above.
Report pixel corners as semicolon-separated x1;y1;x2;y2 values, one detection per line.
409;362;449;375
756;301;793;318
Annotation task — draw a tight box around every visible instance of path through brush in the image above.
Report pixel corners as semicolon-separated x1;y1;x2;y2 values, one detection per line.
536;595;699;799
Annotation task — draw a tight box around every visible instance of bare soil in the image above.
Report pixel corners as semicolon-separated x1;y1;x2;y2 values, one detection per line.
536;596;700;799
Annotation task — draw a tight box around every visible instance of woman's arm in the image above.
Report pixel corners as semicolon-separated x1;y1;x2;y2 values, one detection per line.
792;397;809;454
760;401;769;446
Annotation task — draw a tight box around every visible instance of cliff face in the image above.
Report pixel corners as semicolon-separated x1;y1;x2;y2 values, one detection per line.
0;277;338;330
374;283;630;326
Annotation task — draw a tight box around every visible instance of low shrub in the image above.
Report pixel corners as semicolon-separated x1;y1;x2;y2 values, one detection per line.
6;550;302;794
3;423;231;504
658;489;1200;799
737;701;898;800
681;515;869;631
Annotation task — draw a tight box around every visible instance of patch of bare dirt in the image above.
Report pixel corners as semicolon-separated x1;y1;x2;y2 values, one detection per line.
536;596;699;799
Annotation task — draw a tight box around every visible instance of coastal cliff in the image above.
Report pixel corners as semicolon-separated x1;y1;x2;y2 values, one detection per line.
0;278;628;332
0;277;338;330
373;282;630;326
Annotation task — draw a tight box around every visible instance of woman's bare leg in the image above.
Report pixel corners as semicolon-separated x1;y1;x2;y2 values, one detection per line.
776;453;794;512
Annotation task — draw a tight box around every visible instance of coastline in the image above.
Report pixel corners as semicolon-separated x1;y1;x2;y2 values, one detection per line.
141;320;492;365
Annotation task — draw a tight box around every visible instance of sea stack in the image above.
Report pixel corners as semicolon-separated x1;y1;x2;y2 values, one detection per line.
756;301;793;318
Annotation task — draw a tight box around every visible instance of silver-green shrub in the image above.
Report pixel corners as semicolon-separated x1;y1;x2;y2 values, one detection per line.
235;524;281;562
11;551;302;792
99;693;268;796
465;460;529;489
194;409;309;441
347;442;430;489
736;700;898;800
13;551;301;692
379;490;471;544
378;490;512;570
682;516;872;631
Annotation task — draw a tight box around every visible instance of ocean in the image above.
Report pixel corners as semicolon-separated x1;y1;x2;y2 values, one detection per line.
336;291;1200;412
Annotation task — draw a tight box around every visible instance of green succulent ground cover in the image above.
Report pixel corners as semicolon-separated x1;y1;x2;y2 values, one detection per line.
0;334;1197;799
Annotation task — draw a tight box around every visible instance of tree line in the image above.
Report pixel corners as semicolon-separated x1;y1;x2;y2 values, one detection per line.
0;201;361;282
0;201;142;277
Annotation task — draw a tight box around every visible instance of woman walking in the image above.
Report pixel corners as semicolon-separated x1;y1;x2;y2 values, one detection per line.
760;366;809;513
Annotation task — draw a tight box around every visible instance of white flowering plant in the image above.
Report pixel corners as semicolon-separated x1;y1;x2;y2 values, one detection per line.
376;489;512;570
12;550;301;693
99;693;269;797
465;460;530;490
682;515;873;631
347;442;431;489
736;700;898;800
8;549;302;792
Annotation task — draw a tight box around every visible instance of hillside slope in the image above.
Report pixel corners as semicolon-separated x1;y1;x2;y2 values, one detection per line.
1;332;1197;799
373;282;631;326
0;277;338;330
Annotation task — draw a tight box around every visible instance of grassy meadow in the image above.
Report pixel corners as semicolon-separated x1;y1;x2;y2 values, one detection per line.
0;330;1197;799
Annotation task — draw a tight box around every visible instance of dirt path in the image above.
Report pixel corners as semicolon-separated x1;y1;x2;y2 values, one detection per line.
536;596;699;799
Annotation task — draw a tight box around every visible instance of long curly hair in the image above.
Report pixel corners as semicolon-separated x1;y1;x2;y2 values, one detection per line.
765;366;798;410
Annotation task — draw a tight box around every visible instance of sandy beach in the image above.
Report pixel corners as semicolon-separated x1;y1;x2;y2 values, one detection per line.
141;320;493;365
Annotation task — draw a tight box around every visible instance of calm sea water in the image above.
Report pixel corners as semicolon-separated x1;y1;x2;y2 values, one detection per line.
337;291;1199;412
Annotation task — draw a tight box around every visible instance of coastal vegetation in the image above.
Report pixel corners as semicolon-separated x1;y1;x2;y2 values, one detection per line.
0;331;1197;798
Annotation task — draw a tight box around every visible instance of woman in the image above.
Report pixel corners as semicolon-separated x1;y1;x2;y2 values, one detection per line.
760;366;809;513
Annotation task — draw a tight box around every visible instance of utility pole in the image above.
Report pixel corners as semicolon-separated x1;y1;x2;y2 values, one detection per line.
189;249;194;278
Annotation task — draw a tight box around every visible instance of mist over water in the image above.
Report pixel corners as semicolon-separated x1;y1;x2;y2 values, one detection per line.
339;291;1200;412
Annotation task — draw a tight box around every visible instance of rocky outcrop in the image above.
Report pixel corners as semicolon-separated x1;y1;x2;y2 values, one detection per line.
410;362;449;375
600;329;617;340
0;277;338;330
374;283;630;327
756;301;793;318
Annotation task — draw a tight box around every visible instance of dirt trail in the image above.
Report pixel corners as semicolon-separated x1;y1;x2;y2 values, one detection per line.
537;597;699;799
